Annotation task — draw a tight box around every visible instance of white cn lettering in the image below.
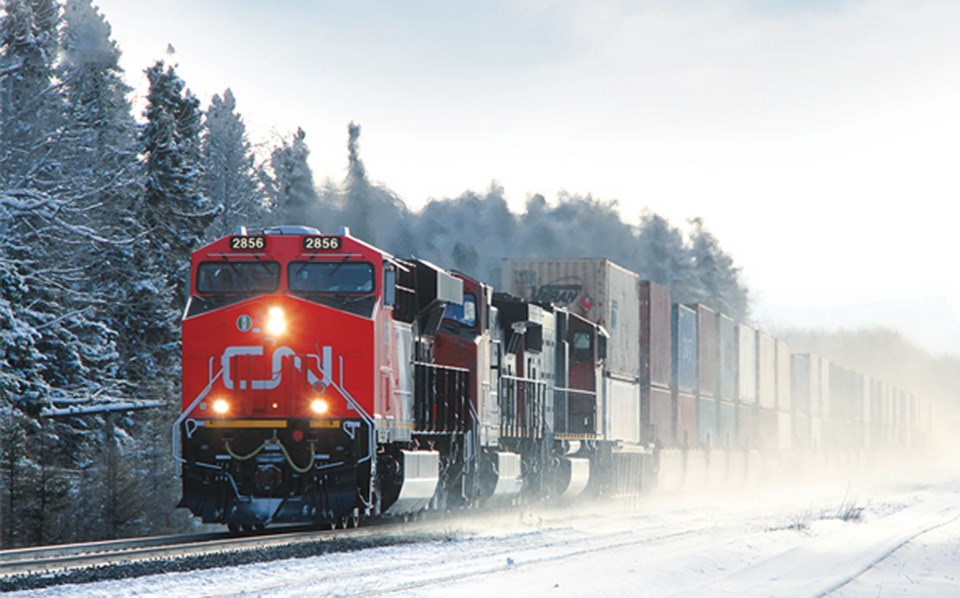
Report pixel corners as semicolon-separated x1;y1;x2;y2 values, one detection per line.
221;345;332;390
222;346;263;390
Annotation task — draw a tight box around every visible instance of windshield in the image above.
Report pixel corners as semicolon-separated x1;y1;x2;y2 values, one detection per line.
443;293;477;327
289;261;375;294
196;261;280;294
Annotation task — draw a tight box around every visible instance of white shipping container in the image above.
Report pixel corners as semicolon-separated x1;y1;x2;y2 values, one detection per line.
790;353;820;417
776;339;791;411
757;332;776;409
502;258;641;378
819;357;831;418
737;324;757;404
605;376;641;443
861;374;872;424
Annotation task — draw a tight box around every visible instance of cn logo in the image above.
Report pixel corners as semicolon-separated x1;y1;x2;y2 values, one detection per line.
221;345;333;391
236;314;253;332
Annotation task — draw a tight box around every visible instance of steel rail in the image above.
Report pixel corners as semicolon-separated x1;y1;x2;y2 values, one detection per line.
0;525;374;578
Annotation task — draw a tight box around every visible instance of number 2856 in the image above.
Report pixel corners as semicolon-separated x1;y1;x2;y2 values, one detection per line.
229;236;266;250
303;237;341;250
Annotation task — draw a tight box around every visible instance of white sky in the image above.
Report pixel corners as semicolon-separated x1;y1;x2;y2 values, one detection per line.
95;0;960;355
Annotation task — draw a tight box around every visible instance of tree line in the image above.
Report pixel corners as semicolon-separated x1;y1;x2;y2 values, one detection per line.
0;0;749;547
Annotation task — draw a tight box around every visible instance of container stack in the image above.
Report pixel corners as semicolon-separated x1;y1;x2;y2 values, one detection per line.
818;357;831;450
691;304;719;449
736;324;758;449
672;303;698;448
775;339;792;452
790;354;816;450
640;281;673;447
756;332;777;451
717;314;738;449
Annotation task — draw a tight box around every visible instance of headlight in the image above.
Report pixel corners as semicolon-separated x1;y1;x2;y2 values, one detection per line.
267;306;286;336
310;398;329;415
212;398;230;414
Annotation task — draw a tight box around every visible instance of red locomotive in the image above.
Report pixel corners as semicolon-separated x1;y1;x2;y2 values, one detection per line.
176;225;596;530
176;226;929;530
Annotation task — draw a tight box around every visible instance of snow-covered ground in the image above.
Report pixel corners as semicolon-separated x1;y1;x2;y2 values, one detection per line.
15;455;960;597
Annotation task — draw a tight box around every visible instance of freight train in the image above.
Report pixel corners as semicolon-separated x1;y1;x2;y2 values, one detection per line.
174;225;931;531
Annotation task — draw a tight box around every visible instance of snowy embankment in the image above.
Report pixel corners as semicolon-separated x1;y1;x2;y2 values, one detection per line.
15;458;960;597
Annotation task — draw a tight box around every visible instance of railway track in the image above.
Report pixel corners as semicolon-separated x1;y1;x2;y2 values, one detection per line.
0;531;226;576
0;522;405;587
0;499;652;591
9;484;956;595
815;510;960;597
0;495;635;579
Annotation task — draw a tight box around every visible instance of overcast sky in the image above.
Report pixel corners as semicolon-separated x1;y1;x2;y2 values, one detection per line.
95;0;960;355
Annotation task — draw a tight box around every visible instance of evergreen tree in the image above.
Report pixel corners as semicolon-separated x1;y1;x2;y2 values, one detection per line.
59;0;141;387
340;122;412;250
201;88;262;237
0;0;126;413
141;60;218;302
60;0;138;198
0;0;61;187
413;182;517;284
343;121;374;241
266;127;319;224
517;192;638;266
635;211;698;300
688;218;749;320
0;252;46;416
0;408;33;547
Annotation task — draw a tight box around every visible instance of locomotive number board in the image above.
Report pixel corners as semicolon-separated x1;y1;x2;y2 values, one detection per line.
303;236;342;251
229;235;267;251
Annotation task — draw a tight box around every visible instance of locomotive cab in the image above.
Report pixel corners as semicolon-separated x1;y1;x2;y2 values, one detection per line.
176;226;391;529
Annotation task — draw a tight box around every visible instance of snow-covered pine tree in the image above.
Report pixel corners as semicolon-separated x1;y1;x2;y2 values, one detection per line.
0;251;46;416
60;0;138;202
0;166;62;551
265;127;320;225
1;0;128;412
0;1;66;410
343;121;375;241
341;122;413;253
516;193;637;267
635;211;699;302
0;0;61;187
58;0;140;387
0;1;145;547
688;217;749;321
201;88;263;238
59;2;181;546
141;60;218;303
0;408;35;547
132;62;217;533
411;182;516;285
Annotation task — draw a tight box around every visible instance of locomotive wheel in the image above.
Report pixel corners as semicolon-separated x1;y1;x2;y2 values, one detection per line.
227;523;240;534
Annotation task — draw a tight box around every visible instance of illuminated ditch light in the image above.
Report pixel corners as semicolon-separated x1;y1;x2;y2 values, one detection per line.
267;306;286;336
